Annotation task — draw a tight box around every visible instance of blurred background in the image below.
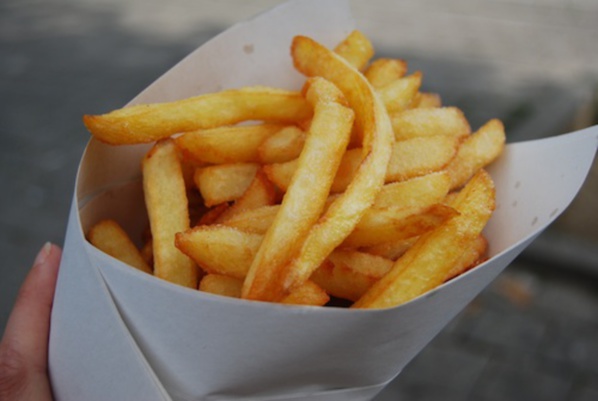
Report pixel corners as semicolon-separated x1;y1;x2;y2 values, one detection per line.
1;0;597;399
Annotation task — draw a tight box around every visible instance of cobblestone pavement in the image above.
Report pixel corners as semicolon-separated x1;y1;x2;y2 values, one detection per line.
1;1;597;400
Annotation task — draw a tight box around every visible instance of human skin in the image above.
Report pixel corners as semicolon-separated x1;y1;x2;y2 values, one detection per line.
0;243;61;401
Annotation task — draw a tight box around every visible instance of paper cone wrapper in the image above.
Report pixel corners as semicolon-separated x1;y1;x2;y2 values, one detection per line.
48;0;598;400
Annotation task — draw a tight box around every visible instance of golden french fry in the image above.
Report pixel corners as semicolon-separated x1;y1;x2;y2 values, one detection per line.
386;135;459;182
281;280;330;306
88;219;153;274
378;72;422;113
353;170;496;309
411;92;442;109
178;151;203;189
310;250;393;301
391;107;471;141
220;205;278;234
199;274;243;298
443;190;461;207
334;30;375;71
197;203;229;226
199;273;328;306
444;235;488;281
446;119;506;190
83;87;312;145
242;34;394;300
267;135;459;193
194;163;259;207
176;225;262;280
342;204;459;248
326;148;365;193
143;139;198;288
176;224;394;303
258;126;306;164
364;232;487;281
372;172;451;209
215;170;278;223
243;77;354;302
365;58;408;89
263;157;298;191
362;236;419;261
174;124;284;164
225;173;451;235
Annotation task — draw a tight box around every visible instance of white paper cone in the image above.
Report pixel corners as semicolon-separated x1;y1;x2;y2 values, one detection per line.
49;0;598;400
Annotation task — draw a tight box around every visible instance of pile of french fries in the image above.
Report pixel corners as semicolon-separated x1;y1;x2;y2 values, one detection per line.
85;31;505;309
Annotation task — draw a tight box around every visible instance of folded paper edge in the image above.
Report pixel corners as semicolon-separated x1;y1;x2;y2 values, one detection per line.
49;194;172;401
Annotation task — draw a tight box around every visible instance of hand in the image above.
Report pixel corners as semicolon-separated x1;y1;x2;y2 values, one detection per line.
0;243;61;401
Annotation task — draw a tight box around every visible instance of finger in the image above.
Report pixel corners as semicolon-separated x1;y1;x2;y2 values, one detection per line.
1;243;62;372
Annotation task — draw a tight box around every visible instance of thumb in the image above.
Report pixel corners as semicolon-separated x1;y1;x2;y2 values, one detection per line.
0;242;61;401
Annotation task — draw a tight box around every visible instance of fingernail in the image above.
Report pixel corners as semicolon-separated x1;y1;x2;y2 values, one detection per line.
34;242;53;266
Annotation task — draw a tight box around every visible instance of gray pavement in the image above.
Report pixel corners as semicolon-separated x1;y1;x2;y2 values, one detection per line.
1;0;597;400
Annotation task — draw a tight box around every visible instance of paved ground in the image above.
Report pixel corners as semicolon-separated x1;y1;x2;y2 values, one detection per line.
1;1;597;400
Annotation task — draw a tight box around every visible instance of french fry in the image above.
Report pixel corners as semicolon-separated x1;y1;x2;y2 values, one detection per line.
411;92;442;109
353;170;496;309
446;119;506;190
197;203;230;226
143;139;198;288
88;219;153;274
83;87;312;145
378;72;422;113
222;202;457;247
220;205;278;234
372;172;451;209
386;135;460;182
199;273;329;306
258;126;306;164
178;153;202;189
310;250;393;301
176;225;394;302
174;124;284;164
390;107;471;141
281;280;330;306
194;163;259;207
200;274;243;298
245;34;394;300
342;204;459;248
361;236;419;261
444;235;488;281
365;58;408;89
176;225;261;280
242;77;354;302
334;30;375;71
224;173;451;235
223;203;442;241
326;148;366;193
214;170;278;223
266;135;459;193
443;190;461;207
